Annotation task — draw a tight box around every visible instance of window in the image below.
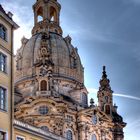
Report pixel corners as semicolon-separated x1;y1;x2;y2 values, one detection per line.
92;134;97;140
16;136;25;140
0;53;7;73
0;131;6;140
81;93;87;105
66;130;73;140
105;96;109;103
105;105;110;115
0;87;6;111
37;7;43;22
50;7;57;22
40;80;47;91
66;115;73;122
41;126;49;132
92;115;97;125
39;106;49;115
0;24;7;41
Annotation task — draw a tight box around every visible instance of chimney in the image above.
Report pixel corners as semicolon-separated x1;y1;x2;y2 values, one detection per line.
8;11;13;19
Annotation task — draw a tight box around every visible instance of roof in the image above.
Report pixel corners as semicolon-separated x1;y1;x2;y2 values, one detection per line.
0;4;19;29
0;4;6;14
14;119;66;140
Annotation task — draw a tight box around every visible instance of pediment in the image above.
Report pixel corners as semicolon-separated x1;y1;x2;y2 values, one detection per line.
78;107;113;123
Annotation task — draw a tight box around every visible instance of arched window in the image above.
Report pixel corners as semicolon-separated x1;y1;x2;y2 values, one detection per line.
82;93;87;105
50;7;57;22
105;105;110;114
38;15;43;22
0;24;7;41
40;80;47;91
37;7;43;22
66;130;73;140
92;134;97;140
105;96;109;103
41;126;49;131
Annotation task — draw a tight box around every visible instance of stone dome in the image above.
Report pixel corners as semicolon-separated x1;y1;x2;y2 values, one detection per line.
14;0;88;106
15;32;84;84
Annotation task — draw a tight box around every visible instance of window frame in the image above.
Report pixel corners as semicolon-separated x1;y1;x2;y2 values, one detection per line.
81;92;88;105
0;52;7;73
16;135;25;140
0;86;7;112
40;126;49;132
0;130;8;140
0;24;7;41
40;80;47;91
66;115;73;123
66;129;73;140
39;106;49;115
91;134;97;140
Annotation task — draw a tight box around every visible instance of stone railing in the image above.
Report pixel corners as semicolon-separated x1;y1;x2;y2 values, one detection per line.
14;119;66;140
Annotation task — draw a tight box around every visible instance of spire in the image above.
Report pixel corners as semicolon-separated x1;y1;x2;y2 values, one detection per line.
99;66;112;92
102;66;107;79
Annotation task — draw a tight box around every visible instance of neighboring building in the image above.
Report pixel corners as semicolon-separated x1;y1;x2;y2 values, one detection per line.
0;4;19;140
1;0;126;140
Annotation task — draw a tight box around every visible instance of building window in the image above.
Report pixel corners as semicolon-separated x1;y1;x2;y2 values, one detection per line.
41;126;49;132
39;106;49;115
66;115;73;122
0;87;6;111
0;131;6;140
50;6;57;22
105;96;109;103
37;7;43;23
92;134;97;140
81;93;87;105
105;105;111;115
40;80;47;91
0;53;7;73
92;115;97;125
16;136;25;140
66;130;73;140
0;24;7;41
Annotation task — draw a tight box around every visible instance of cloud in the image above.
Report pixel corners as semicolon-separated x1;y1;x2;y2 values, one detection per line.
113;93;140;101
88;88;140;101
1;1;33;54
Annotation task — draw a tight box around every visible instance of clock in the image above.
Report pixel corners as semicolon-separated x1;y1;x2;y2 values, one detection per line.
92;115;97;125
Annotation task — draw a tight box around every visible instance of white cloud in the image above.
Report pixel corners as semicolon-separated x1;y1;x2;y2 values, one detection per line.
113;93;140;101
1;1;33;54
88;88;140;101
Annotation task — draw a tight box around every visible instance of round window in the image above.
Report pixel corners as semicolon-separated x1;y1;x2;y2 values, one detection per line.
39;106;49;115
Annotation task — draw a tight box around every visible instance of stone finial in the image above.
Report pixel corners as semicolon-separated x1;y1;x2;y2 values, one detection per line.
102;66;107;79
8;12;13;18
114;103;118;112
21;36;29;45
90;98;95;107
65;35;72;44
99;66;112;91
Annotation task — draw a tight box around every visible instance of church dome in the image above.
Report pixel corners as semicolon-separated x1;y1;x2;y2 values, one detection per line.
15;32;84;84
14;0;87;107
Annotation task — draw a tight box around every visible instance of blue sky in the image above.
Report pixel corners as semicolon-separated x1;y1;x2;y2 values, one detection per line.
1;0;140;139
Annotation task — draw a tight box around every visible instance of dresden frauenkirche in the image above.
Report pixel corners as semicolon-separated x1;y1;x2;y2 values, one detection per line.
0;0;126;140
